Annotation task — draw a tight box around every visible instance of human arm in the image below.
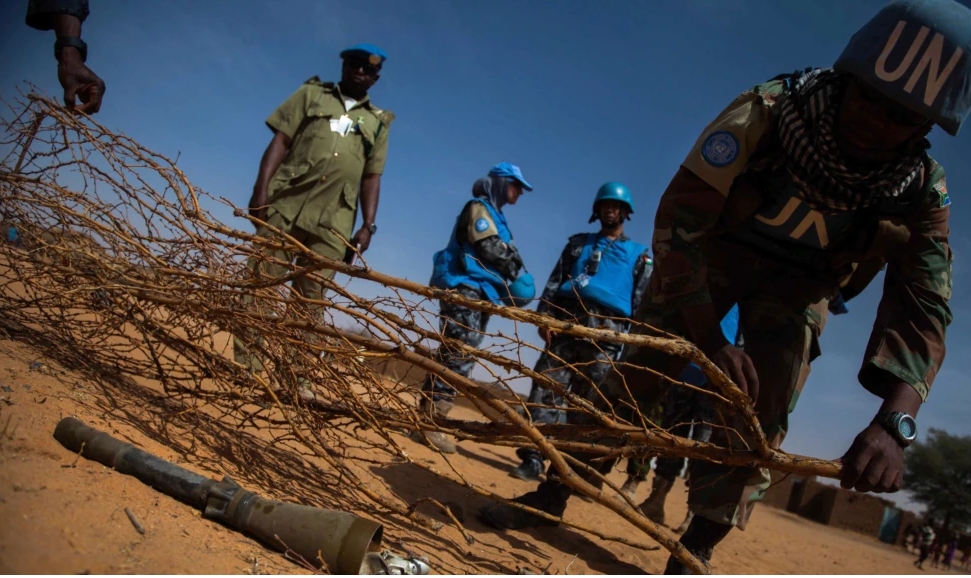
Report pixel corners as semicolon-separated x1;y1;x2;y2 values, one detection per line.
536;238;581;343
26;0;104;113
840;173;953;494
473;237;524;280
459;202;525;280
247;86;312;223
248;131;291;222
629;250;654;318
654;84;778;401
351;174;381;252
352;110;394;252
656;168;761;401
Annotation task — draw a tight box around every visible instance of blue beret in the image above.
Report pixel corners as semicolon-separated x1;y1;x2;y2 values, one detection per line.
340;43;388;66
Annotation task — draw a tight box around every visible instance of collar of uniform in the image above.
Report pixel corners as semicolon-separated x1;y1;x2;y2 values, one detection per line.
597;231;629;242
304;76;374;110
332;82;373;110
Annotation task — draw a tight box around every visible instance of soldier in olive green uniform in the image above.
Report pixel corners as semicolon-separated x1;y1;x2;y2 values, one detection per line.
234;44;395;386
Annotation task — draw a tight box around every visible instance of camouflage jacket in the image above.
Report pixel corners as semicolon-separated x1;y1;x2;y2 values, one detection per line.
537;232;653;332
651;74;952;401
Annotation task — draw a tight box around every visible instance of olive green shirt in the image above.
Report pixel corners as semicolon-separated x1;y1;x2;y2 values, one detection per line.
264;76;395;236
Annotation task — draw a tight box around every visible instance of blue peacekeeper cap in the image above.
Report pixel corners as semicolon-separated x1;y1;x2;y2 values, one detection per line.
488;162;533;191
340;43;388;66
834;0;971;136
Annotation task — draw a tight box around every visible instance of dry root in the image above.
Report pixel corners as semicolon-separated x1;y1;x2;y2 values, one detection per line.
0;89;841;574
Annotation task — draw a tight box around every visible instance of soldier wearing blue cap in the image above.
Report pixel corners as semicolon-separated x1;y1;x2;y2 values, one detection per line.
411;163;536;453
479;0;969;573
508;182;653;481
234;43;395;395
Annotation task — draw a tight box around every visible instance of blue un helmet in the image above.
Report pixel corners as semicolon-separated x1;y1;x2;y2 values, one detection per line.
589;181;635;223
834;0;971;136
504;272;536;308
488;162;533;191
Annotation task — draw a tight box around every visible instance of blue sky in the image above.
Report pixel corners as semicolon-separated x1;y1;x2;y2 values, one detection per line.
3;0;970;512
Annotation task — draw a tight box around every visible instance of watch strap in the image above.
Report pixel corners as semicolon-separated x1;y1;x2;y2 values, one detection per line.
55;36;88;63
872;411;916;448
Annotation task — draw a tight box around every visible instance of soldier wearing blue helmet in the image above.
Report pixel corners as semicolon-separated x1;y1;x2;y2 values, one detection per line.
480;1;968;573
507;182;653;481
411;163;536;453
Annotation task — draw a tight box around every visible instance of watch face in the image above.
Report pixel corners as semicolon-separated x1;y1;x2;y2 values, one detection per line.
898;415;918;440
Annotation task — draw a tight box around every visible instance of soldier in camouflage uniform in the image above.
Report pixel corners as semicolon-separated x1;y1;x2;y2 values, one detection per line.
233;44;395;396
510;182;653;482
410;163;537;453
481;0;968;573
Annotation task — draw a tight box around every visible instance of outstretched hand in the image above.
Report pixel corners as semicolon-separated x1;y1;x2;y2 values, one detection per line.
839;423;904;493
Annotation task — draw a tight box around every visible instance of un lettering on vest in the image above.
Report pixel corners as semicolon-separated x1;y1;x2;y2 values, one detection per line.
874;20;965;107
752;188;856;249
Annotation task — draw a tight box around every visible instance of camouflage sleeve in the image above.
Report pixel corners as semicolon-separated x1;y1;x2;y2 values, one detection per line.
858;170;953;402
536;238;581;316
652;168;729;307
364;110;395;175
458;202;523;280
630;250;654;315
653;85;776;307
26;0;89;30
474;237;524;280
265;84;311;140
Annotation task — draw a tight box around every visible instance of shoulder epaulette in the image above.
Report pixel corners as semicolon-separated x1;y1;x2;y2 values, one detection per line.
302;76;335;89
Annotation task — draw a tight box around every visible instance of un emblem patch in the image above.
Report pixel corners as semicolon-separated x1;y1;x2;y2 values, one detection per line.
474;218;491;232
701;130;740;167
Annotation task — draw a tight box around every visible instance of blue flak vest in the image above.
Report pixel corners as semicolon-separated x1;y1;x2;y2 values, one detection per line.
555;233;647;317
679;304;741;386
429;198;516;305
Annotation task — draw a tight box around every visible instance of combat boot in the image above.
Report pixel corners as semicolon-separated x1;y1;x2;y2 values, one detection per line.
674;511;694;534
511;448;545;481
409;399;457;454
662;515;733;574
478;480;571;530
639;475;675;526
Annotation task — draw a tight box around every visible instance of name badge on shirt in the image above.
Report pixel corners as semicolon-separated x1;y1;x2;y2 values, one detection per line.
329;114;354;136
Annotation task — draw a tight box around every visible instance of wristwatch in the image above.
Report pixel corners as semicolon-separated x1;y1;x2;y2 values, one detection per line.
872;411;918;448
364;222;377;234
55;37;88;63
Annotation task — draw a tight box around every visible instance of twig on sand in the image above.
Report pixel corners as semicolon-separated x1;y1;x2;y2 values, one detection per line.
124;507;145;535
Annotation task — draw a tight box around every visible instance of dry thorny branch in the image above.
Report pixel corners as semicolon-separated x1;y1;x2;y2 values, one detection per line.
0;90;843;574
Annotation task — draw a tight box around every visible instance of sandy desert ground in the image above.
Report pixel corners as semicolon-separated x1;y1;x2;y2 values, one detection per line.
1;331;968;576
